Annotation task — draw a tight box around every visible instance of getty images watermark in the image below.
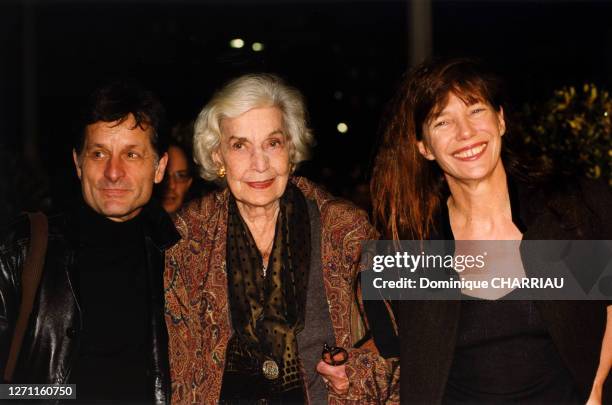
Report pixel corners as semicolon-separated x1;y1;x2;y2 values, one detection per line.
361;240;612;300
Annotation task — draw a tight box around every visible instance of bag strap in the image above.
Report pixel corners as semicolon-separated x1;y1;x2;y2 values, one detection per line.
3;212;48;382
352;272;399;358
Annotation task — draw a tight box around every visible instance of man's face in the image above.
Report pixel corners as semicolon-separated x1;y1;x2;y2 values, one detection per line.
73;114;168;222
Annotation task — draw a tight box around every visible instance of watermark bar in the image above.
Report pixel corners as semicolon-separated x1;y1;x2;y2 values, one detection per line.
0;384;76;400
360;240;612;300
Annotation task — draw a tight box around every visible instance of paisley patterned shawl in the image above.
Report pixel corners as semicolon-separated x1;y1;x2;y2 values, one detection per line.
164;177;400;404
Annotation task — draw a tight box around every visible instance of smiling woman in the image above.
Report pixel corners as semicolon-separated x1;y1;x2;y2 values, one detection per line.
163;74;399;404
370;58;612;405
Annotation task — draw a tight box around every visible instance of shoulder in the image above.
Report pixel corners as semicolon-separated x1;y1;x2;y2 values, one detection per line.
520;175;611;238
293;177;377;240
171;189;229;241
0;211;71;266
0;211;69;244
573;178;612;213
0;213;30;254
544;176;609;217
320;199;373;237
564;178;611;238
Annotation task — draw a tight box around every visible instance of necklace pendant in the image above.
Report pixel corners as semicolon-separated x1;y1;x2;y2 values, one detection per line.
262;359;279;380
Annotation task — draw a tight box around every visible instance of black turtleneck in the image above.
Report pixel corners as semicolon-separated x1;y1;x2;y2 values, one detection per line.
70;203;149;404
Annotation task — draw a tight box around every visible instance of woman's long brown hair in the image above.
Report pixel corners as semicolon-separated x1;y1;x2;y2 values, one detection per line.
371;58;506;240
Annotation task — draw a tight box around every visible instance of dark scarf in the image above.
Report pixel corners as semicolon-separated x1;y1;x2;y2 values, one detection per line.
224;182;311;395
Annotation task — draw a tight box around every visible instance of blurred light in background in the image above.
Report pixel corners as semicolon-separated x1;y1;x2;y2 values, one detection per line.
252;42;264;51
337;122;348;133
229;38;244;48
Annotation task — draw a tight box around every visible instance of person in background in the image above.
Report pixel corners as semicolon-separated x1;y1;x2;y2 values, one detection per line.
0;143;50;225
164;73;399;404
0;81;179;405
370;57;612;404
161;142;194;213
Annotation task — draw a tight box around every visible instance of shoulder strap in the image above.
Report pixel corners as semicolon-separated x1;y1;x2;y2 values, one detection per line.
3;212;48;382
353;272;399;358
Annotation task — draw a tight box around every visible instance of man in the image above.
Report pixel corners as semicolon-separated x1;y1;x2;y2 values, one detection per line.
0;81;180;404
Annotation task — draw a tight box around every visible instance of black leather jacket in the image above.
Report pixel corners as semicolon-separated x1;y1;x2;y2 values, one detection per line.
0;201;180;404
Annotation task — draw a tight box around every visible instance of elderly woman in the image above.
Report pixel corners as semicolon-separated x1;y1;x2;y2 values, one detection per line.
164;74;399;404
370;58;612;404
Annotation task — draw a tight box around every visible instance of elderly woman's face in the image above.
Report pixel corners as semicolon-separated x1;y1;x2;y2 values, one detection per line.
417;92;506;182
214;106;291;210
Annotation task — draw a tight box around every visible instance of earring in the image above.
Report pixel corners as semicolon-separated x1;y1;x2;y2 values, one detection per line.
217;166;226;178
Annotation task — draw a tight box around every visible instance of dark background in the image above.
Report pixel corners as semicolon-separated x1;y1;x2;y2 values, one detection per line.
1;0;611;213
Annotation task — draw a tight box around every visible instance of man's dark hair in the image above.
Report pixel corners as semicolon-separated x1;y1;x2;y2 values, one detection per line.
74;80;168;157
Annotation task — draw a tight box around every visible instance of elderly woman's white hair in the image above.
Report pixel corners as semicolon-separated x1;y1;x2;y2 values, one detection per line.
193;73;315;181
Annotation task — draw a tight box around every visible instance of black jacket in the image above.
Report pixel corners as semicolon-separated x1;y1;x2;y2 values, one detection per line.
398;178;612;404
0;201;180;404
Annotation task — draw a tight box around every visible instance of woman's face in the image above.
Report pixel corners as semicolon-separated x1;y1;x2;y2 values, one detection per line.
418;92;506;183
162;145;193;213
214;106;291;210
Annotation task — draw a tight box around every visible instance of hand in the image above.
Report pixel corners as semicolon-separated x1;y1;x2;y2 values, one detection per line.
316;360;349;395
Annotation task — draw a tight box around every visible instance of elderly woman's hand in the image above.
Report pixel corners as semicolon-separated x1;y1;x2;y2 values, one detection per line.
315;360;349;395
